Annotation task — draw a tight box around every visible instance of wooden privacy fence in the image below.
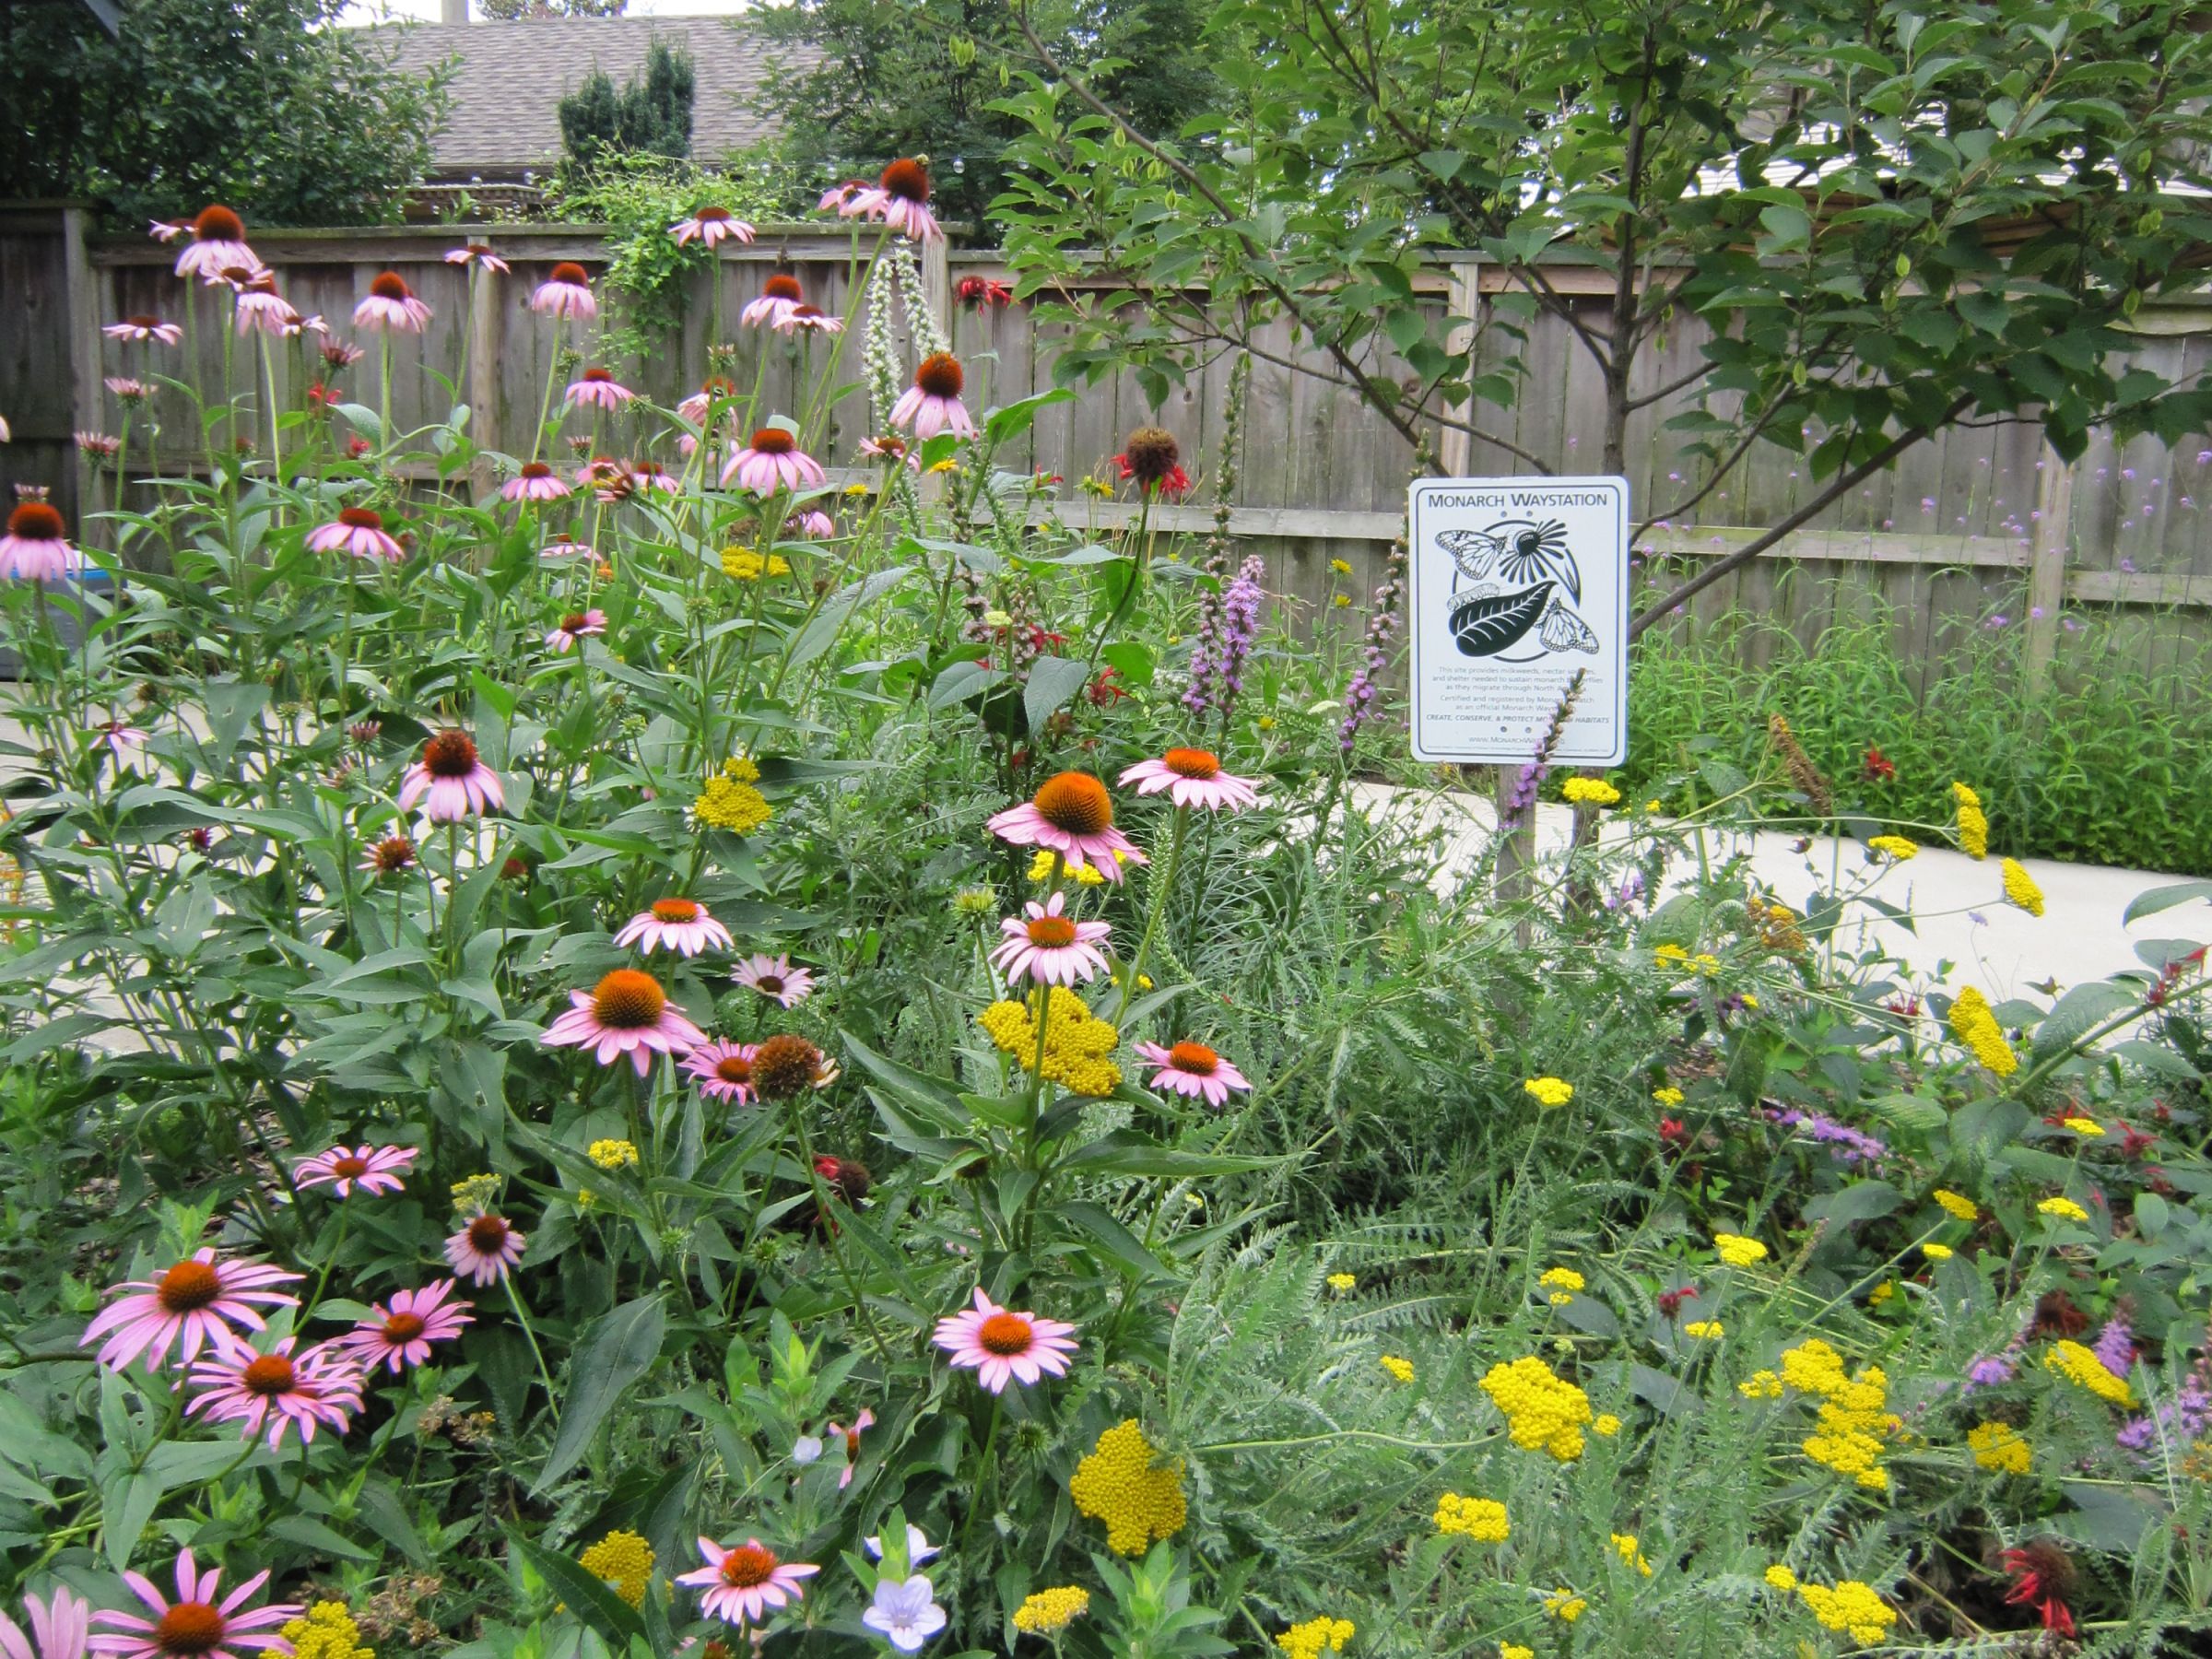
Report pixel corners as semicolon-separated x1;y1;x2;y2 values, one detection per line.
6;202;2212;696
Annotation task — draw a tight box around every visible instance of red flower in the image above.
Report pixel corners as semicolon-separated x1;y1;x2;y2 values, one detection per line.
1657;1116;1688;1150
1112;453;1191;500
1087;668;1130;707
2121;1124;2157;1159
1656;1286;1699;1319
956;276;1013;309
1862;746;1896;782
346;435;371;459
2000;1543;2077;1637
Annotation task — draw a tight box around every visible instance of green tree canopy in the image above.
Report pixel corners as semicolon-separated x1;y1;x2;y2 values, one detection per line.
559;37;696;173
0;0;448;227
752;0;1223;237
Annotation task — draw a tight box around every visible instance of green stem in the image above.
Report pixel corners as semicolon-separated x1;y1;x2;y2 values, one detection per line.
502;1273;559;1403
1112;806;1186;1023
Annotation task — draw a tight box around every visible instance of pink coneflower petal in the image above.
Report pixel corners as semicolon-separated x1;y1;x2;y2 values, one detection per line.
540;970;709;1076
684;1039;760;1104
445;244;511;274
337;1278;473;1372
985;772;1145;882
1120;749;1262;812
614;897;734;958
103;316;183;346
295;1143;418;1197
733;953;815;1009
90;1547;300;1659
1134;1039;1250;1108
988;890;1111;987
397;730;504;823
545;608;607;653
184;1336;364;1448
670;207;757;248
676;1537;819;1629
79;1249;303;1372
531;264;598;320
889;354;977;439
564;368;635;411
931;1287;1078;1394
306;507;404;563
353;273;431;334
0;502;81;583
0;1585;89;1659
443;1214;527;1286
721;428;826;495
503;462;572;502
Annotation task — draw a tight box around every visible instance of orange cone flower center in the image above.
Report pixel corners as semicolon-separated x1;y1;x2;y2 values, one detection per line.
651;898;701;923
976;1312;1036;1355
751;1034;822;1097
371;837;415;872
1033;771;1112;836
331;1154;370;1178
699;206;731;223
337;507;384;530
880;158;931;204
194;205;244;241
715;1053;754;1084
241;1354;297;1395
719;1544;778;1588
749;428;795;455
7;503;65;541
369;272;411;300
582;367;614;383
521;462;553;479
382;1312;427;1342
592;969;667;1029
422;730;479;778
561;613;592;635
466;243;495;258
913;352;964;398
1168;1041;1219;1075
1025;915;1078;948
548;262;590;287
155;1603;228;1655
156;1259;222;1313
1163;747;1220;780
763;273;804;301
467;1215;510;1253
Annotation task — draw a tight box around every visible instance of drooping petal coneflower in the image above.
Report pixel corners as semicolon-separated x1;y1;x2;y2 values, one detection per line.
670;206;756;248
540;969;709;1076
184;1336;364;1448
0;502;79;583
614;896;733;958
722;427;826;495
397;729;504;822
986;771;1146;882
733;953;815;1008
530;262;597;321
889;353;977;440
306;506;404;563
684;1039;760;1104
545;608;606;653
502;460;572;502
932;1287;1078;1394
77;1249;302;1372
353;271;431;334
1119;747;1261;812
1134;1039;1252;1109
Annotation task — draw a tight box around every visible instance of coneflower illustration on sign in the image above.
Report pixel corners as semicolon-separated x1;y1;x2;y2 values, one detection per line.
1437;518;1600;660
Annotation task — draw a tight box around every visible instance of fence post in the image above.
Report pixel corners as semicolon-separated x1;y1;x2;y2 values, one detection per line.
1439;257;1479;477
467;260;503;501
2021;441;2075;700
60;206;103;540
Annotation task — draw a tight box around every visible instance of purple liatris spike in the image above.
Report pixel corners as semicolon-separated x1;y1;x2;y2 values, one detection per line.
1764;1106;1888;1165
2091;1316;2136;1379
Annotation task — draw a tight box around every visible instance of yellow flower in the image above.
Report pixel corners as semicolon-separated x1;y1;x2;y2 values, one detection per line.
1953;782;1989;859
1741;993;1759;1009
1921;1242;1954;1262
1013;1587;1090;1634
1645;798;1662;812
1380;1354;1415;1383
1501;1648;1535;1659
1764;1566;1796;1592
1544;1590;1586;1623
1070;1419;1186;1554
2001;857;2044;916
1330;559;1353;575
1739;1370;1783;1399
1524;1076;1574;1108
1561;777;1621;806
1275;1617;1354;1659
1968;1419;2032;1475
928;457;961;475
692;756;771;834
1028;847;1116;886
1783;1339;1896;1489
2037;1195;2089;1223
1712;1233;1768;1267
450;1172;500;1214
1434;1492;1510;1541
586;1138;639;1171
1611;1533;1653;1576
576;1187;597;1209
1480;1356;1594;1461
841;480;871;498
1653;1086;1684;1107
1798;1580;1897;1644
1933;1189;1979;1221
279;1605;373;1659
977;986;1123;1097
1947;986;2018;1076
720;547;792;581
1866;834;1918;861
1327;1272;1357;1292
1867;1281;1895;1306
1539;1266;1585;1292
577;1529;655;1609
2061;1116;2104;1136
1683;1320;1724;1339
1332;593;1352;607
1257;715;1277;731
2044;1339;2133;1405
1593;1412;1621;1437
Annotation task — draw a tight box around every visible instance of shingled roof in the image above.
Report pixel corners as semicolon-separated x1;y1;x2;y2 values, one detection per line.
388;17;810;178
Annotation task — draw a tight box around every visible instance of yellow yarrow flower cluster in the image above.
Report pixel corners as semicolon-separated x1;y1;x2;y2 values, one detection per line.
1501;1647;1535;1659
2001;857;2044;916
1380;1355;1415;1383
721;547;792;581
1763;1566;1797;1592
1070;1419;1186;1555
1782;1339;1896;1491
1653;943;1722;975
1480;1356;1594;1461
2062;1116;2104;1136
1683;1320;1724;1339
586;1138;639;1171
1275;1617;1353;1659
1562;778;1620;806
1922;1242;1954;1262
1933;1189;1979;1221
1712;1233;1768;1267
578;1528;655;1608
1953;782;1989;859
1739;1370;1783;1399
451;1172;500;1214
1611;1534;1653;1576
2038;1195;2089;1223
976;986;1124;1096
1544;1590;1586;1623
1866;835;1918;861
1434;1493;1509;1542
1968;1419;2032;1474
1653;1086;1684;1108
1327;1272;1357;1292
1947;986;2018;1077
279;1604;372;1659
1029;847;1115;886
1540;1265;1583;1305
693;756;771;834
1524;1076;1573;1108
1593;1413;1621;1437
1799;1580;1897;1644
2044;1339;2134;1405
1012;1586;1089;1634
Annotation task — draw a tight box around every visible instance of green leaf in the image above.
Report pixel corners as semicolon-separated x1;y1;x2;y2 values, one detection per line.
1801;1181;1900;1229
538;1294;666;1489
509;1531;648;1650
983;386;1075;444
1055;1201;1168;1279
2033;982;2136;1054
1061;1130;1276;1178
2124;879;2212;924
1023;653;1091;734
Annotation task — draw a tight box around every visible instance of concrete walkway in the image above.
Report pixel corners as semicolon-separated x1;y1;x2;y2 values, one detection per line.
1353;782;2211;999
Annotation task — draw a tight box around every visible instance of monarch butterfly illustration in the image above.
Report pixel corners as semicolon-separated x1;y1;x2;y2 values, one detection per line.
1538;597;1599;654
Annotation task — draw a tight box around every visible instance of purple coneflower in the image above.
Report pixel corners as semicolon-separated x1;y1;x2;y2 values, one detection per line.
723;428;825;494
847;159;942;242
889;353;977;440
615;897;734;958
399;730;504;822
444;1214;526;1286
991;891;1111;987
670;206;755;247
171;206;257;280
685;1040;760;1104
733;953;815;1008
103;316;182;346
339;1279;473;1373
987;771;1146;882
545;608;607;653
783;511;835;538
565;367;635;412
354;272;431;334
88;1550;297;1659
932;1288;1078;1393
541;969;709;1075
1135;1039;1252;1108
295;1143;417;1198
503;461;571;502
1120;747;1261;812
307;506;404;563
530;262;597;320
677;1538;818;1628
776;303;842;336
443;243;510;274
0;1586;88;1659
78;1249;301;1371
0;502;79;582
185;1337;364;1447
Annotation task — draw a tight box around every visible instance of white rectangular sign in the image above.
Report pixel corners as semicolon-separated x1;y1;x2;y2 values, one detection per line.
1406;475;1630;766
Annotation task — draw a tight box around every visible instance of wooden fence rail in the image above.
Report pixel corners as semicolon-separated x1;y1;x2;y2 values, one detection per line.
5;203;2211;699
